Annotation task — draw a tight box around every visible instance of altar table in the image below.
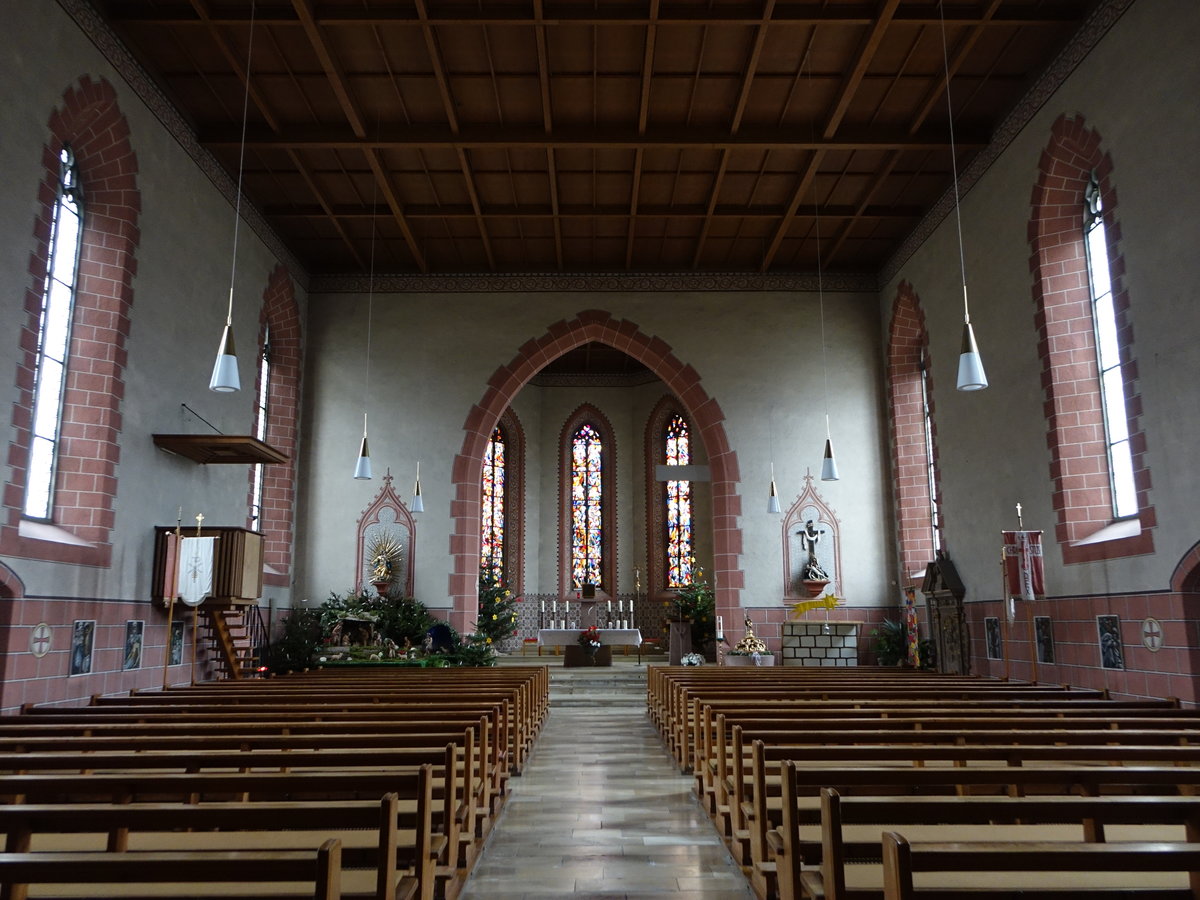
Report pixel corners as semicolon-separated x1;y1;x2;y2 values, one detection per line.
537;628;643;648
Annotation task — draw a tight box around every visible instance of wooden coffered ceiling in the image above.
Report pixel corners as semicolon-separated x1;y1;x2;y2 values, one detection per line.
95;0;1097;277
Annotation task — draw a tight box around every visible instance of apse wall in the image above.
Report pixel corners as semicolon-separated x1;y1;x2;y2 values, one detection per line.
881;2;1200;700
0;2;305;711
296;287;892;644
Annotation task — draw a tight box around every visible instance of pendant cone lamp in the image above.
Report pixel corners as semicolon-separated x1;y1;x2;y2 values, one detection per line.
767;462;781;514
411;461;424;513
821;427;840;483
209;0;256;393
353;413;372;480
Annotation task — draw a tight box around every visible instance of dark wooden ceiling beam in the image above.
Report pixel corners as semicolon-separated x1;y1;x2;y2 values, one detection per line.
692;0;776;268
111;3;1085;28
286;150;365;269
626;0;660;269
186;0;280;132
909;0;1003;130
266;202;923;219
289;0;426;270
822;0;902;139
414;0;495;269
762;0;901;271
291;0;364;138
203;126;987;151
532;0;563;267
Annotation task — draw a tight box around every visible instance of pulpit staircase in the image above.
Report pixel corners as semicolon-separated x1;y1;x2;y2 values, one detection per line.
200;606;267;680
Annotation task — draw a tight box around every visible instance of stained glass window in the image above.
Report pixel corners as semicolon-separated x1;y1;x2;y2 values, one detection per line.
571;423;603;589
481;426;506;584
250;327;271;529
1084;172;1136;519
664;414;694;586
25;146;83;521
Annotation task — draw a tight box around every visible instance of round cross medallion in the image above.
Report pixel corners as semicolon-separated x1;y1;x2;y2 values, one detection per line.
1141;617;1163;653
29;622;52;658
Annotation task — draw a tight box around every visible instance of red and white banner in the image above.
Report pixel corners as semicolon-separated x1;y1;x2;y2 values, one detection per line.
1003;530;1045;602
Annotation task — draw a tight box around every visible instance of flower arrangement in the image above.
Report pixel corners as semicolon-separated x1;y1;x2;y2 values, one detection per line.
577;625;602;658
680;652;705;666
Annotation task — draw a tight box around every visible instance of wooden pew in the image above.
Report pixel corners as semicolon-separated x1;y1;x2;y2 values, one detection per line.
777;784;1200;900
0;838;344;900
880;831;1200;899
743;763;1200;900
0;768;440;900
0;712;502;833
0;795;414;900
0;744;470;881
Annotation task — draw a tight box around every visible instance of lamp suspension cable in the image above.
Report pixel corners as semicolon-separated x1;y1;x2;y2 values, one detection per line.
805;39;840;482
939;0;988;391
209;0;256;393
354;157;379;480
814;201;840;481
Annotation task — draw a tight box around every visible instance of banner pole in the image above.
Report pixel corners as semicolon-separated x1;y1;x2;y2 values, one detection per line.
161;510;182;691
1028;601;1039;684
1000;551;1010;681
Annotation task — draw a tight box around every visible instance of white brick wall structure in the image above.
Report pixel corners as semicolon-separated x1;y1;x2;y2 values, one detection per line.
781;622;861;667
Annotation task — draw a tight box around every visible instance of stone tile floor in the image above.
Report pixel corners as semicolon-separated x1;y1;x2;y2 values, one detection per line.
459;662;754;899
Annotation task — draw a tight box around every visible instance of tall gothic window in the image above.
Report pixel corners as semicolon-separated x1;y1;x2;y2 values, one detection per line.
570;423;604;589
664;413;694;587
918;348;941;554
249;326;271;529
25;146;83;521
1084;171;1136;519
481;425;506;585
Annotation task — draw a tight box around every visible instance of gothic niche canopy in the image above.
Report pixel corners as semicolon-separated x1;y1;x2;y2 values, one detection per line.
356;472;416;598
782;472;842;600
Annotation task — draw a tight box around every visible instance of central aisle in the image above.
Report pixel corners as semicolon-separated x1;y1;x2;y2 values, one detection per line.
459;664;754;899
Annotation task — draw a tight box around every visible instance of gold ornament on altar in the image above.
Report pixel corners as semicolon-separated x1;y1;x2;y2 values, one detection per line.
790;593;841;619
734;615;768;655
367;532;404;586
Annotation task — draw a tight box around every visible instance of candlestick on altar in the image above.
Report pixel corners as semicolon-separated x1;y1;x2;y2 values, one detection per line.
717;615;724;641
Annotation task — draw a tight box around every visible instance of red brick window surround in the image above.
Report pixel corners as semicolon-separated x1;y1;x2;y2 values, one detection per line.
559;404;617;598
887;282;942;582
1029;114;1153;564
248;266;301;588
2;77;140;568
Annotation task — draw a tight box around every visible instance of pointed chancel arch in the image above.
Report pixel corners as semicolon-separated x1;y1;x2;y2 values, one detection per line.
448;310;743;634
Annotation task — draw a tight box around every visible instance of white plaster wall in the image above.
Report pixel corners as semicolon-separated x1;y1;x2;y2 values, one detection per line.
0;2;303;604
881;2;1200;601
297;289;892;613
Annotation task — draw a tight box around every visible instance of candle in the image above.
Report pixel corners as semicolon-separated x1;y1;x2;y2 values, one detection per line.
541;599;545;613
618;598;624;613
717;616;724;641
607;599;612;613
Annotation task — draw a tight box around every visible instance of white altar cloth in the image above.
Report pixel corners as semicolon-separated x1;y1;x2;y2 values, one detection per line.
538;628;643;647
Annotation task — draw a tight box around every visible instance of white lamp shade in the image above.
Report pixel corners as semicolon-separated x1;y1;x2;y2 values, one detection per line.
353;435;372;480
957;321;989;391
208;325;240;392
411;491;425;513
767;478;781;514
821;438;840;482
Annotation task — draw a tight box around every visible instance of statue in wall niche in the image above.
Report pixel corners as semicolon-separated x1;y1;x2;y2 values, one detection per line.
800;519;829;581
